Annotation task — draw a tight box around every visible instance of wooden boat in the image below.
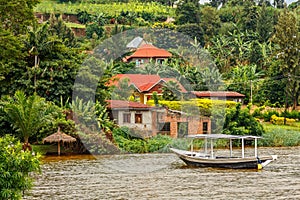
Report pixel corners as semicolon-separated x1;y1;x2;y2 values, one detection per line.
170;134;277;169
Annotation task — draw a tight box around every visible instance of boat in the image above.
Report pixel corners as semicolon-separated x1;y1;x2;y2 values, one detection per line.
170;134;277;169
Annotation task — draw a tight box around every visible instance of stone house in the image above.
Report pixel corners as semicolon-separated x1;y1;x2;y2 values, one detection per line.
106;100;211;138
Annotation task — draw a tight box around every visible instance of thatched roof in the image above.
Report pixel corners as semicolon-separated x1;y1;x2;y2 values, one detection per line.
43;127;76;143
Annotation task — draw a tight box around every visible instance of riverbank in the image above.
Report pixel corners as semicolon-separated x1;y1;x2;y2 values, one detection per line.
33;123;300;156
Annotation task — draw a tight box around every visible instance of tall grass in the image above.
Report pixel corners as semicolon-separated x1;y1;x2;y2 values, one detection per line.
259;124;300;147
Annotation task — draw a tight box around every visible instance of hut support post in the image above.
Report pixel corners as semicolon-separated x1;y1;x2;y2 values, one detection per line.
58;141;61;156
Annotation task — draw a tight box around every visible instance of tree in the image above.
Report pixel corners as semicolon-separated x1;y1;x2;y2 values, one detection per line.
199;6;221;45
111;78;135;100
23;23;83;104
175;2;200;25
227;64;264;104
223;103;265;136
0;135;40;200
86;23;104;39
0;0;40;35
272;8;300;110
48;14;76;47
0;27;26;96
2;91;55;144
177;24;204;46
200;66;224;91
256;2;275;43
162;80;182;101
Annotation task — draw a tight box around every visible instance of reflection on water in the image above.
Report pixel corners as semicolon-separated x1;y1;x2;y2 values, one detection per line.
24;147;300;199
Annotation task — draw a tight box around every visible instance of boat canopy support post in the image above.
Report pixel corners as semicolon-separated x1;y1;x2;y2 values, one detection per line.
255;138;257;158
230;139;232;157
242;138;244;158
205;138;207;154
210;139;214;158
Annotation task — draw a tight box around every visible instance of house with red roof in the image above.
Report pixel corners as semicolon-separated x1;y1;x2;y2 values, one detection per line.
191;91;245;103
109;74;187;104
106;100;211;138
123;43;172;67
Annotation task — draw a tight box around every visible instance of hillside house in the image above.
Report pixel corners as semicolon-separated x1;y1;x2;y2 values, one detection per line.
191;91;245;103
107;100;211;138
123;44;172;66
109;74;187;104
126;36;147;50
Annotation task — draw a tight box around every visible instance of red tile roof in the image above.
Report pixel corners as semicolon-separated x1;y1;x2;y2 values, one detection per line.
124;44;172;61
106;100;153;109
191;91;245;98
109;74;187;93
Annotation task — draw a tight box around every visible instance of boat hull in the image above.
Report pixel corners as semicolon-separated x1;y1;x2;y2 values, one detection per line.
170;148;276;169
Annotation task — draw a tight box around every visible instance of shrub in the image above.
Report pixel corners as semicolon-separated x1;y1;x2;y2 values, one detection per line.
270;115;296;125
282;110;300;121
0;135;41;200
86;23;104;39
223;104;265;136
263;110;280;122
147;99;236;117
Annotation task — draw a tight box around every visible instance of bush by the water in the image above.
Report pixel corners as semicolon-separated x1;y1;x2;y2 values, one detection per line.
0;135;41;200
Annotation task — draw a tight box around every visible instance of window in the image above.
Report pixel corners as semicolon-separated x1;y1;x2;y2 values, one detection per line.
203;122;208;134
123;113;131;123
158;122;170;132
135;113;142;123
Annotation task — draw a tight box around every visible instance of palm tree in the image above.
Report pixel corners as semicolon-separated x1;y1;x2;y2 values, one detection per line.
2;91;54;144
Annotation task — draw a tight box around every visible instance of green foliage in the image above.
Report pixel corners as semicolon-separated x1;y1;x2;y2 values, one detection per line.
23;22;83;104
272;8;300;110
0;135;40;200
111;77;135;100
259;124;300;147
0;0;40;35
112;127;174;153
76;127;119;154
147;99;236;116
223;103;265;136
48;14;77;47
270;115;296;125
177;24;204;46
162;80;182;101
34;1;173;19
2;91;57;143
152;91;159;106
175;2;199;25
86;23;104;39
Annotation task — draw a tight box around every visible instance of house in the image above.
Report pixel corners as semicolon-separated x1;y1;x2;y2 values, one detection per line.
107;100;162;138
158;109;211;138
123;44;172;66
191;91;245;103
106;100;211;138
126;36;147;50
109;74;187;104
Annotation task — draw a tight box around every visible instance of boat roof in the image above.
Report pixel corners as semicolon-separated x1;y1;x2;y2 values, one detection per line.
187;134;262;140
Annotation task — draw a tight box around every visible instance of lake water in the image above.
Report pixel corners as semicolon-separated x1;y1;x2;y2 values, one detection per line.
24;147;300;199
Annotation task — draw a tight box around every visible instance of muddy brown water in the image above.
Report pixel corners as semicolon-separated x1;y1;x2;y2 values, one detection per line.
24;147;300;199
